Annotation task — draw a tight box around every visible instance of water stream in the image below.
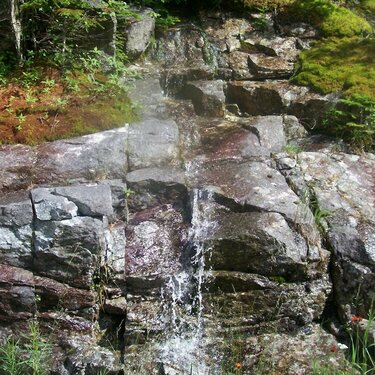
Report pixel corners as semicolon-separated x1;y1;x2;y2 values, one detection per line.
156;189;218;374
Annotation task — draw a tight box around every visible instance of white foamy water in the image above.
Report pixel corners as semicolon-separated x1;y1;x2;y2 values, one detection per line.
156;189;218;374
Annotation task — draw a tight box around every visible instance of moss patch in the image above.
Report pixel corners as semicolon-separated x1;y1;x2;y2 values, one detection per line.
292;36;375;99
285;0;372;37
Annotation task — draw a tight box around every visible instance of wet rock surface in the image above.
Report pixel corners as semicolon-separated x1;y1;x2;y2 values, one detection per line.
0;10;374;375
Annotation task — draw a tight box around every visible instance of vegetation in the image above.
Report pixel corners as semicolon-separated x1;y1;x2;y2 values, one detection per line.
289;0;374;151
0;321;52;375
0;49;138;144
0;0;373;147
313;311;375;375
0;0;139;145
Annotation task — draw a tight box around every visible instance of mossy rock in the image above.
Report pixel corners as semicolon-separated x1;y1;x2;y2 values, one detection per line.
292;36;375;99
284;0;372;37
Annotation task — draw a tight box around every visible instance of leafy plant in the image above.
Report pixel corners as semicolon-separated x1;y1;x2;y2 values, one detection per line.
0;338;23;375
25;91;38;105
0;321;52;375
17;68;41;88
323;95;374;151
283;143;301;155
312;311;375;374
23;321;52;375
348;311;375;374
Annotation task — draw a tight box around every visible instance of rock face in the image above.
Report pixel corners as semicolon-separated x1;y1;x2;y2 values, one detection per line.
0;9;373;375
277;151;375;322
125;8;155;57
183;80;226;117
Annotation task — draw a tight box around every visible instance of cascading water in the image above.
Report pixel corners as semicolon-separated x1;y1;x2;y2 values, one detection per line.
155;188;218;374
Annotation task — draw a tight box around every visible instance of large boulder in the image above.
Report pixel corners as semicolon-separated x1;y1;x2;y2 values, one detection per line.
226;80;336;125
242;35;299;60
126;167;187;212
34;276;96;312
0;128;130;193
192;160;314;225
36;127;129;183
33;216;107;289
239;115;285;153
205;273;331;328
125;8;155;57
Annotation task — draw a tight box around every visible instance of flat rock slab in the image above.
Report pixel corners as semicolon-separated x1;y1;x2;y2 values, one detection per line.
195;119;267;160
242;35;299;60
194;199;328;280
228;51;294;80
0;128;129;192
191;160;313;224
0;264;36;321
126;167;187;211
296;152;375;222
248;53;294;78
34;275;96;311
226;80;335;123
205;209;309;278
37;127;129;181
54;185;113;218
127;118;180;170
205;275;331;327
239;115;285;153
128;76;167;119
31;185;114;220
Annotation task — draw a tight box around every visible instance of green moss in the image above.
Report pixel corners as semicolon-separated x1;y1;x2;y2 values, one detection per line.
242;0;293;10
319;6;372;36
292;36;375;99
66;95;137;139
268;276;287;284
286;0;372;37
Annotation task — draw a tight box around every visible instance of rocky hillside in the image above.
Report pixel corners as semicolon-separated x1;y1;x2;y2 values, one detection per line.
0;3;374;375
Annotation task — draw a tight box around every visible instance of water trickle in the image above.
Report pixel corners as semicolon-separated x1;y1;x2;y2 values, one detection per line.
155;189;218;374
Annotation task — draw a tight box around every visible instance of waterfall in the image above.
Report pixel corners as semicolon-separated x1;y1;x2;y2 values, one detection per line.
156;189;218;374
